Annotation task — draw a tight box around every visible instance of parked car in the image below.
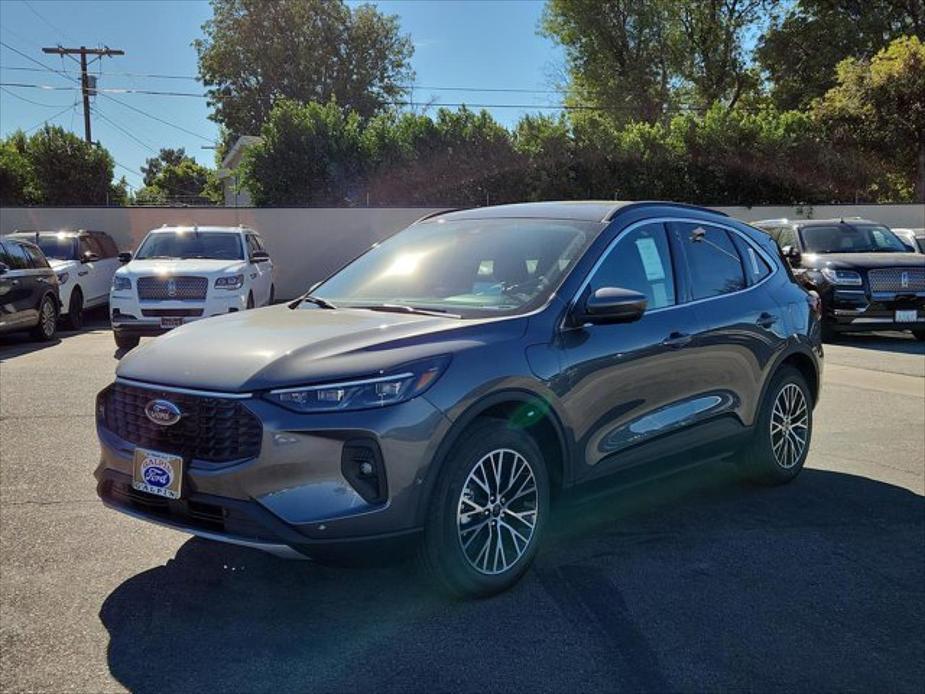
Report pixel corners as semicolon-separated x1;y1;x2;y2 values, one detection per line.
752;218;925;341
0;237;60;341
892;228;925;253
7;230;121;329
110;225;274;350
95;201;823;598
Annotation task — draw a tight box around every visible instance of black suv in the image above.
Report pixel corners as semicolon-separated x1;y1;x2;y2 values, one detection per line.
96;202;822;597
0;237;60;341
752;218;925;340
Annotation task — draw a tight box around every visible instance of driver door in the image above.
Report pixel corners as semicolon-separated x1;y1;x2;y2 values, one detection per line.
557;221;704;482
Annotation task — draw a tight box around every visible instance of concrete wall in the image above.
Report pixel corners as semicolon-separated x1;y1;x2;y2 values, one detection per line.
2;203;922;300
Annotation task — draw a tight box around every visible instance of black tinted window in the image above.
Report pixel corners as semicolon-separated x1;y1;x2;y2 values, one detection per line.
590;223;676;309
677;223;747;300
136;231;244;260
23;244;49;268
732;234;772;283
92;232;118;257
79;236;104;258
3;241;32;269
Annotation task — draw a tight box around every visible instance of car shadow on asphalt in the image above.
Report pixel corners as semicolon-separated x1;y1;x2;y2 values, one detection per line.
828;331;925;355
0;307;110;361
99;466;924;693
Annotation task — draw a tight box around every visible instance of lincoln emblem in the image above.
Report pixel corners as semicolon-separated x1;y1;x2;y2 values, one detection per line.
166;278;177;297
900;271;909;289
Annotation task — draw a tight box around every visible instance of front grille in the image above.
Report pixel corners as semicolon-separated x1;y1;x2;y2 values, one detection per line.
137;276;208;301
868;267;925;292
102;382;262;463
140;308;204;317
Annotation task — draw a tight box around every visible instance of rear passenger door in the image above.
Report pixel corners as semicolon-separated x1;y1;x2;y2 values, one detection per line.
245;233;272;305
0;241;40;326
89;232;120;305
671;221;784;431
77;235;109;305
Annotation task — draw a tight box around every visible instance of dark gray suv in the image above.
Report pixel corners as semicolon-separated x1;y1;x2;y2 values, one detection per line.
95;202;823;597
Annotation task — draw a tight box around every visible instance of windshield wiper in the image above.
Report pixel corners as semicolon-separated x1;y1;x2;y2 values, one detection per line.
353;304;462;319
289;294;337;310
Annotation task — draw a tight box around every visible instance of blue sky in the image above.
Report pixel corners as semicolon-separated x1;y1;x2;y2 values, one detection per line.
0;0;562;193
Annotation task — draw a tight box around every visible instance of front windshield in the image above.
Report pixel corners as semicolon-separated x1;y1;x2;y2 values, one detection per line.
30;236;77;261
312;218;600;317
800;225;910;254
135;231;244;260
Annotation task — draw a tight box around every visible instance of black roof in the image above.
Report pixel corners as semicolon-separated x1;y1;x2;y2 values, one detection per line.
426;200;726;223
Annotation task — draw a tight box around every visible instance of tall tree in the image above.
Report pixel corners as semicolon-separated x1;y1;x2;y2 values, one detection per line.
140;147;189;187
813;35;925;201
757;0;925;110
136;155;221;206
195;0;414;137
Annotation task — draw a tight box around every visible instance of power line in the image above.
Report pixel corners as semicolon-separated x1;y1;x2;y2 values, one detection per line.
0;40;75;82
90;105;158;153
21;0;76;45
0;85;70;107
23;102;77;134
98;92;216;142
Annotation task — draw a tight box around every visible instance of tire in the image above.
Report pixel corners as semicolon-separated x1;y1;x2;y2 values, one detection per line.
114;333;140;350
29;294;58;341
417;419;550;598
820;321;838;342
63;288;83;330
913;329;925;342
741;365;813;486
269;284;275;305
246;292;254;309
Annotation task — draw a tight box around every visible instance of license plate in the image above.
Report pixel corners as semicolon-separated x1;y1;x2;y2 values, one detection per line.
160;316;183;328
132;448;183;499
895;309;918;323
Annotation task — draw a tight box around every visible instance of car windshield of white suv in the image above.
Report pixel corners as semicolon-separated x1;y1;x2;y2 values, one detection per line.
30;235;77;261
311;218;600;317
135;231;244;260
800;225;910;253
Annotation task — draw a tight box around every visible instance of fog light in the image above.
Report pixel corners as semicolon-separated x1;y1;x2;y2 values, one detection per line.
359;461;374;476
341;439;387;503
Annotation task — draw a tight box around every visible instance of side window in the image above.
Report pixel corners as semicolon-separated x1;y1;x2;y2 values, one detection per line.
23;244;49;268
677;223;747;300
589;223;676;309
245;234;259;256
93;233;118;257
78;236;103;259
252;234;267;252
731;234;772;284
3;241;32;269
777;226;797;249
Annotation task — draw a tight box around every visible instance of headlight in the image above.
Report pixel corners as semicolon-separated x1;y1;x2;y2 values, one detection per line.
820;268;862;286
265;356;450;413
112;276;131;291
56;272;69;285
214;274;244;290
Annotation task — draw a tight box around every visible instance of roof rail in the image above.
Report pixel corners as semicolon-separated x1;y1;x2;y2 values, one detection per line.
412;208;463;224
604;201;728;222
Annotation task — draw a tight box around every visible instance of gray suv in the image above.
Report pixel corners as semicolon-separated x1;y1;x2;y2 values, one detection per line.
95;202;823;597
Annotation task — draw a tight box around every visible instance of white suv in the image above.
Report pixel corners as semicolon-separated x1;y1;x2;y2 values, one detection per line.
7;230;121;329
110;225;274;350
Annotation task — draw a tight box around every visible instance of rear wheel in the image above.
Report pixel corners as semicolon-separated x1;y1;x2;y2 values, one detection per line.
63;288;83;330
29;295;58;341
114;333;139;350
741;365;813;485
913;329;925;342
269;284;275;305
418;420;549;598
246;291;254;309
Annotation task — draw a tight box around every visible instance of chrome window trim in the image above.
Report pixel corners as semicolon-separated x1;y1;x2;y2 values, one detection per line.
115;376;253;399
565;216;780;321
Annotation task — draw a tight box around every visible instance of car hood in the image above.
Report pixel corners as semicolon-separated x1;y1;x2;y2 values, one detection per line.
121;258;247;277
116;303;526;392
802;252;925;270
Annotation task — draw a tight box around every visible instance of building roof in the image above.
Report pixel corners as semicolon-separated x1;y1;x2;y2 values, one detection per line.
219;135;263;174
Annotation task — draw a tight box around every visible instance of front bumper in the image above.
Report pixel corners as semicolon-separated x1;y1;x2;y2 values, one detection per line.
94;382;451;559
109;290;249;336
825;289;925;333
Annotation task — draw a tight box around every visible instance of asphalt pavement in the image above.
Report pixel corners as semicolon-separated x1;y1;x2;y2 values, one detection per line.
1;311;923;693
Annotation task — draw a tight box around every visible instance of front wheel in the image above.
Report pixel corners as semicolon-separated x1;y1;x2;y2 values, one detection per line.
246;291;254;309
30;295;58;341
913;329;925;342
114;333;140;351
63;288;83;330
741;365;813;485
418;420;549;598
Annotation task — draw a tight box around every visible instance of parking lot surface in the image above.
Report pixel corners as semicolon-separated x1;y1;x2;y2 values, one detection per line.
1;313;923;693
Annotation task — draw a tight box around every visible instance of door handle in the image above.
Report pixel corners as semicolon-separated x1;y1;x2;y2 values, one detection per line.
756;312;778;329
662;332;691;348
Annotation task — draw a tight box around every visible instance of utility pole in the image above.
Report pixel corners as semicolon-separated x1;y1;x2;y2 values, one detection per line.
41;45;124;143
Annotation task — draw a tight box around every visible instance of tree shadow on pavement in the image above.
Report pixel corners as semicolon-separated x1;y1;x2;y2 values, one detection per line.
99;467;924;694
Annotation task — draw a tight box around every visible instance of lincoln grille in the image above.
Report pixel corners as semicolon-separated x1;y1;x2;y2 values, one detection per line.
102;383;262;463
137;276;208;301
868;267;925;293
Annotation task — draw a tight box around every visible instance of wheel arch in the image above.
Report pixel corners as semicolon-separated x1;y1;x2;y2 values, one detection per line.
763;345;821;409
414;389;571;525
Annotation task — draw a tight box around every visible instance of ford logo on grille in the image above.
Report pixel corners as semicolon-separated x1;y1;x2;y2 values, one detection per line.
144;399;182;426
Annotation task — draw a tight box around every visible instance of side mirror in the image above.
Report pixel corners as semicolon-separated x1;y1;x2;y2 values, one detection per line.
250;249;270;263
81;251;99;263
118;252;132;264
781;245;801;265
576;287;647;325
0;262;8;275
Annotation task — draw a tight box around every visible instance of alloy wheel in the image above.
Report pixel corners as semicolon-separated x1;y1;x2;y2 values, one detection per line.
770;383;808;469
40;299;56;337
456;448;538;575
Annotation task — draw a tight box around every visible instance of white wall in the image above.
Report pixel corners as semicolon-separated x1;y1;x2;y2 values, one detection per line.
2;203;921;300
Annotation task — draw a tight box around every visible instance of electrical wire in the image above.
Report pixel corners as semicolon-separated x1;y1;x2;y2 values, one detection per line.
21;0;77;46
0;85;69;107
90;105;158;153
0;40;76;82
23;101;76;133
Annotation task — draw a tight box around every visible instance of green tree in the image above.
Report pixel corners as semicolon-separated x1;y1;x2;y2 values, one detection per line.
136;150;221;205
240;99;365;206
0;133;38;205
195;0;414;137
140;147;189;187
757;0;924;110
512;114;581;200
813;35;925;201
